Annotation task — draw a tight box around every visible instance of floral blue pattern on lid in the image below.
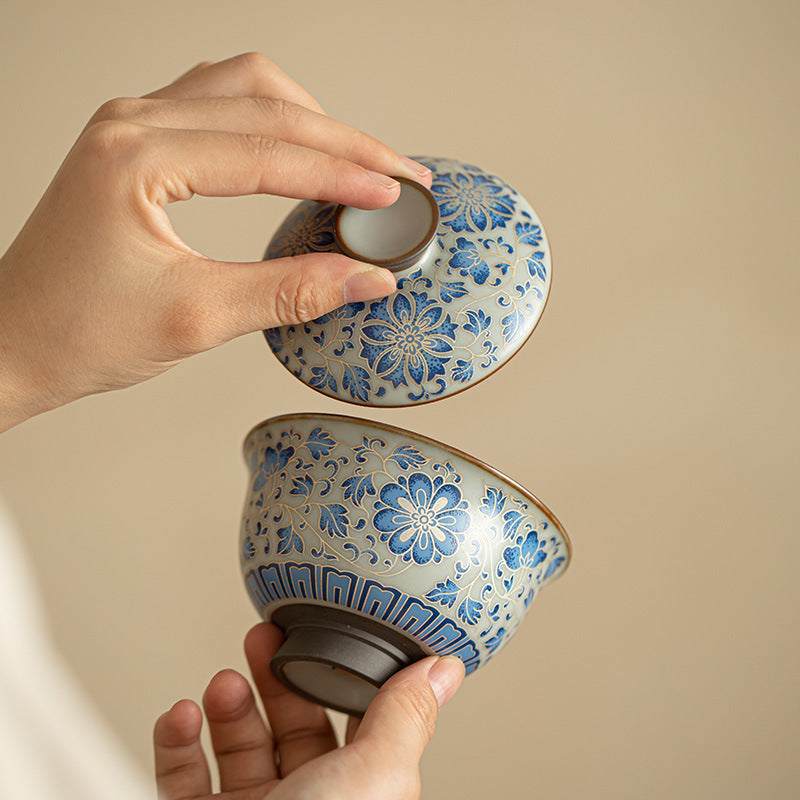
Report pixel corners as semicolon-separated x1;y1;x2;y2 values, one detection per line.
264;156;552;406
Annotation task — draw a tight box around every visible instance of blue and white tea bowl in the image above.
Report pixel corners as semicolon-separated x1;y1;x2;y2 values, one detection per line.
264;156;552;407
240;413;570;714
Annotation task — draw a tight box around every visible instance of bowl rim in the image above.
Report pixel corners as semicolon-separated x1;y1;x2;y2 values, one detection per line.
243;411;572;563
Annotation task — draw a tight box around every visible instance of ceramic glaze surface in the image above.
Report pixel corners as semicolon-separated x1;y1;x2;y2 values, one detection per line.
240;414;570;674
264;157;552;406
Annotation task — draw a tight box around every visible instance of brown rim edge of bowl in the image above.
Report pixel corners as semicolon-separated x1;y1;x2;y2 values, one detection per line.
242;411;572;568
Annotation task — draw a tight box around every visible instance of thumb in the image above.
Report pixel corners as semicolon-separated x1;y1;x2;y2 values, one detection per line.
354;656;465;765
205;251;396;341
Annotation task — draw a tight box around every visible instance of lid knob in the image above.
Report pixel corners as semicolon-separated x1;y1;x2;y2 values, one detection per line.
334;177;439;272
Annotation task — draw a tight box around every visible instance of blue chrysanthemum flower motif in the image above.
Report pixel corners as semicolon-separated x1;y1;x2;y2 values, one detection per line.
252;442;295;492
373;473;470;564
431;171;516;232
359;292;457;389
503;529;548;571
448;237;490;285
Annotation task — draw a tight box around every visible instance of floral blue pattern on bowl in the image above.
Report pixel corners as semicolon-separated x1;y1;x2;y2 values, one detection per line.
240;414;570;676
263;157;552;406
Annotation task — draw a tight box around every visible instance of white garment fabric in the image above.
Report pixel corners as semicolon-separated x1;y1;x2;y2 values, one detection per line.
0;500;150;799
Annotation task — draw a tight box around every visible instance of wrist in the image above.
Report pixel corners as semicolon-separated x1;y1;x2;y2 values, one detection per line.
0;355;37;433
0;340;64;433
0;259;59;433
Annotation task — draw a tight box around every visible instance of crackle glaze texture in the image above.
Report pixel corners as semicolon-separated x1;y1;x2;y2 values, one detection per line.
240;416;569;674
263;157;552;406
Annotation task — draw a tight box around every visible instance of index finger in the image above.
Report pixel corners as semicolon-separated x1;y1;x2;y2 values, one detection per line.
119;123;401;209
244;623;339;777
144;52;326;114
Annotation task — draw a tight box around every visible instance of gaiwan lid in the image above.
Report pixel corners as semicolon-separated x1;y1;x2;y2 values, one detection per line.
264;156;552;406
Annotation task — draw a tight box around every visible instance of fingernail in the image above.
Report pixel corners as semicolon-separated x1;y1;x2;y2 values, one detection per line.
366;170;400;190
428;656;465;708
399;156;431;178
343;267;396;304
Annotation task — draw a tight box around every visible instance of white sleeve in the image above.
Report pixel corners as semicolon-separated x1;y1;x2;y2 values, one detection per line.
0;500;151;800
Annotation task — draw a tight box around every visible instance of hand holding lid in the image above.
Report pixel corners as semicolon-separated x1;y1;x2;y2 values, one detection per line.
264;157;552;406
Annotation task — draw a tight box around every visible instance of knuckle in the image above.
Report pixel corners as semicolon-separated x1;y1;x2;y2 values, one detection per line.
271;269;323;325
243;131;277;159
249;96;279;124
91;96;141;123
79;119;144;165
261;96;302;126
237;51;276;77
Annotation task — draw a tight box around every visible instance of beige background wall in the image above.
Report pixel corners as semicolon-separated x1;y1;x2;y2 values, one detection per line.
1;1;797;797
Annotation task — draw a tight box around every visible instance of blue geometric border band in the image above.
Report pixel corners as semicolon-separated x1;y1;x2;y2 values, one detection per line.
245;561;480;673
